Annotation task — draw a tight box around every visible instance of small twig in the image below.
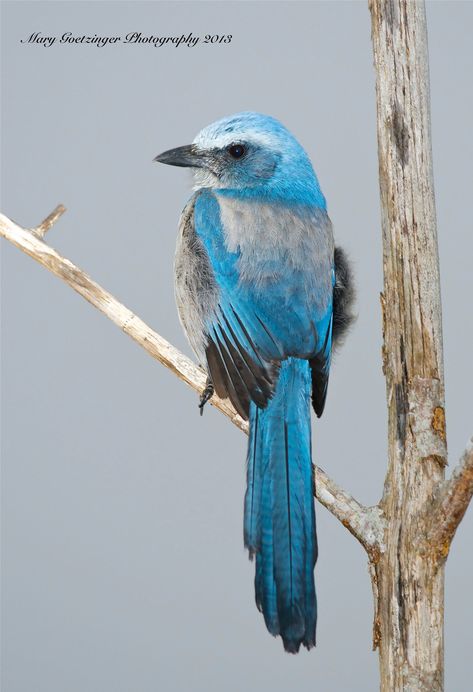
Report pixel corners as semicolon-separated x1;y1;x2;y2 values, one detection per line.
0;206;382;552
429;437;473;559
32;204;66;239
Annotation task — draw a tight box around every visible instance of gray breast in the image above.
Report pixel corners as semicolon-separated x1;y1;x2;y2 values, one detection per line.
216;194;335;317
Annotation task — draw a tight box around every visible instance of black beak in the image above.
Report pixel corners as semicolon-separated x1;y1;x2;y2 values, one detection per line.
154;144;206;168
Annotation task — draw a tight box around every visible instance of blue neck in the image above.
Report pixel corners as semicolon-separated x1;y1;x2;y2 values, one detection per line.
215;184;326;209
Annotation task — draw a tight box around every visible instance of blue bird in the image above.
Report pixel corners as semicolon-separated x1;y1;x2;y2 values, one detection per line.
155;112;354;653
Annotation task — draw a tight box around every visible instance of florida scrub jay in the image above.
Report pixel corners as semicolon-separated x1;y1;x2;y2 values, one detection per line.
155;112;354;653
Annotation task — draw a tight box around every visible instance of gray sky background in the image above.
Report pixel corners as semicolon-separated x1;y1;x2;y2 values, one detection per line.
1;2;472;691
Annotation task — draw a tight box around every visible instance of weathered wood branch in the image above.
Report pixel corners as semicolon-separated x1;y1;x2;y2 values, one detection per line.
32;203;66;239
429;438;473;560
315;465;385;555
370;1;447;690
0;206;383;551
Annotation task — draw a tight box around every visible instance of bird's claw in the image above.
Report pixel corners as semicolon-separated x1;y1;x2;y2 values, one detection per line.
199;381;214;415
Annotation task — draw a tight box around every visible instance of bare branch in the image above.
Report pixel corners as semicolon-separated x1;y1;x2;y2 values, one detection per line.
429;438;473;559
314;465;386;556
0;206;381;552
32;203;66;239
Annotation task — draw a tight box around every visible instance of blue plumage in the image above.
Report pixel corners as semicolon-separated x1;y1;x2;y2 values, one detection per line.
155;112;346;653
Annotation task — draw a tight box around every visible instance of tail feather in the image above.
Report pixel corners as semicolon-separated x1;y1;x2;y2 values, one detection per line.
244;357;317;653
256;465;280;636
244;408;262;554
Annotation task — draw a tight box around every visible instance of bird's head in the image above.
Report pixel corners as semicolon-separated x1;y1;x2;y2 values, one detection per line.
155;112;325;207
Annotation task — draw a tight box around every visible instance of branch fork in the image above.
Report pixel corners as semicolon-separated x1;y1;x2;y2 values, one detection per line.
428;437;473;560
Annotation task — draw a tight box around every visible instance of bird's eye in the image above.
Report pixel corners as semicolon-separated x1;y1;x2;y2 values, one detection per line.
227;144;246;159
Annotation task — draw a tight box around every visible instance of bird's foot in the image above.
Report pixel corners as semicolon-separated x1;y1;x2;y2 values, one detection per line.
199;381;214;416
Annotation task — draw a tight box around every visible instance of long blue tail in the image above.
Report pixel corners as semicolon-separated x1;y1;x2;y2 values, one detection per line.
244;357;317;653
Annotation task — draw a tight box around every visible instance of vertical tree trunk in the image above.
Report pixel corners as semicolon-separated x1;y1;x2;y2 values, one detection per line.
369;1;447;690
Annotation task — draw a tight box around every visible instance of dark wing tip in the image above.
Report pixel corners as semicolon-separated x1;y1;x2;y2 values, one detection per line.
310;246;355;416
205;327;277;420
310;362;329;417
309;319;332;417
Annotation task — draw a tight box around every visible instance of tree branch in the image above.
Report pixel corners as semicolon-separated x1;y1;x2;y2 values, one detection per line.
429;438;473;559
32;203;66;239
0;205;384;552
314;465;385;556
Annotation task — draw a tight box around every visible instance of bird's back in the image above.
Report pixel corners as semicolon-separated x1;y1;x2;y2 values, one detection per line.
175;188;334;365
